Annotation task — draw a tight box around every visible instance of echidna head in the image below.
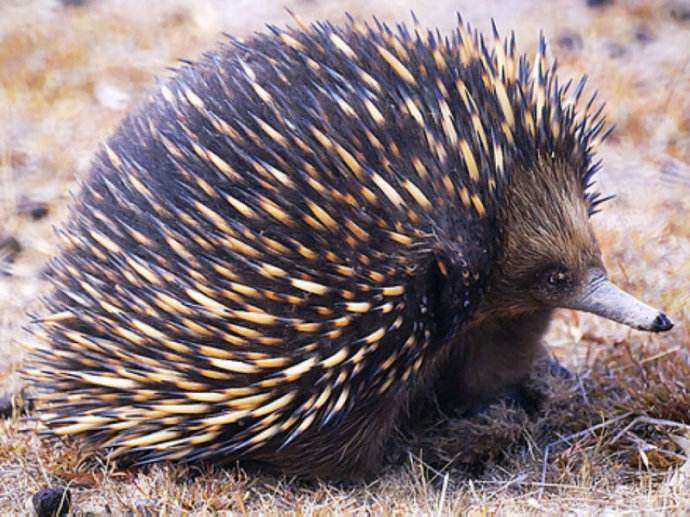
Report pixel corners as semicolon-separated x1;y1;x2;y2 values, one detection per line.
485;156;673;333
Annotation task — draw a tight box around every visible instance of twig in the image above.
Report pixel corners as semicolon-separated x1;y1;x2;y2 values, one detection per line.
634;416;690;430
576;372;591;407
435;472;449;517
612;346;681;373
539;412;633;496
610;415;690;446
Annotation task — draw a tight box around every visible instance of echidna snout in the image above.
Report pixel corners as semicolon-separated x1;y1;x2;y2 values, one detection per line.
557;269;673;332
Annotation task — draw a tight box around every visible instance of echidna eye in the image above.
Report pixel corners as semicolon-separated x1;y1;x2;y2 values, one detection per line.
546;270;568;287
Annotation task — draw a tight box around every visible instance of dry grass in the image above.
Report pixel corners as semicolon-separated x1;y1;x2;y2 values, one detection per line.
1;0;689;513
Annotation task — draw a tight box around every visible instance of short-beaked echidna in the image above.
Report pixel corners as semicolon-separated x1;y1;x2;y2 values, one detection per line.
26;14;674;479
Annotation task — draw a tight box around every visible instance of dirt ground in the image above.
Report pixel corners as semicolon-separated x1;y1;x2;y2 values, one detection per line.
1;0;689;513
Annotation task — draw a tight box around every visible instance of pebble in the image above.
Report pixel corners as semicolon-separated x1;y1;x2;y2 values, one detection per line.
17;197;50;221
0;391;32;418
94;82;130;111
556;30;583;52
669;0;690;21
31;488;71;517
0;235;22;276
0;393;17;419
586;0;613;7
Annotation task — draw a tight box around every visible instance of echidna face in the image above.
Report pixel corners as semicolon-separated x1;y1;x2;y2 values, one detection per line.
491;159;672;332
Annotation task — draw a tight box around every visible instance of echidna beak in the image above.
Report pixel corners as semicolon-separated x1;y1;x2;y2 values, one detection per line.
563;270;674;333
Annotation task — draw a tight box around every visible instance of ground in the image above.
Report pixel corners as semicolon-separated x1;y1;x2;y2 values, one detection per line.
1;0;689;513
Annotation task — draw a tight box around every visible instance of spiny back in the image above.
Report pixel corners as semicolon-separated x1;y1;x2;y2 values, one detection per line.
28;15;608;471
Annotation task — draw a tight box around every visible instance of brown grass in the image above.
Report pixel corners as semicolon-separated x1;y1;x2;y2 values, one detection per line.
1;0;688;513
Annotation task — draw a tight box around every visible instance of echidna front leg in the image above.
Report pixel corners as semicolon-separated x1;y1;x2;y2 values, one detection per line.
433;310;554;415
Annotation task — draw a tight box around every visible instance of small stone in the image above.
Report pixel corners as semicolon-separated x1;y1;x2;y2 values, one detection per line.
32;487;71;517
546;358;573;379
0;394;13;418
132;499;159;517
0;390;32;418
331;479;362;490
669;0;690;21
94;82;130;111
17;197;50;221
0;235;22;276
556;30;583;51
606;42;629;59
634;25;655;44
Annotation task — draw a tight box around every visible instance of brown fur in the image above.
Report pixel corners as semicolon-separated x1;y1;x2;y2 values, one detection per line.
436;311;553;414
482;158;603;318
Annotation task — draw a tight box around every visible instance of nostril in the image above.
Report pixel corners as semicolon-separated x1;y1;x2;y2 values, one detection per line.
652;313;674;332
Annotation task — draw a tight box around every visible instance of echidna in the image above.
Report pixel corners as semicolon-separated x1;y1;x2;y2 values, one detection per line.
26;14;673;479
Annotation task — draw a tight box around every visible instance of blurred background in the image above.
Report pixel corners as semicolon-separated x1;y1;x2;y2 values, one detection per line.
0;0;688;511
